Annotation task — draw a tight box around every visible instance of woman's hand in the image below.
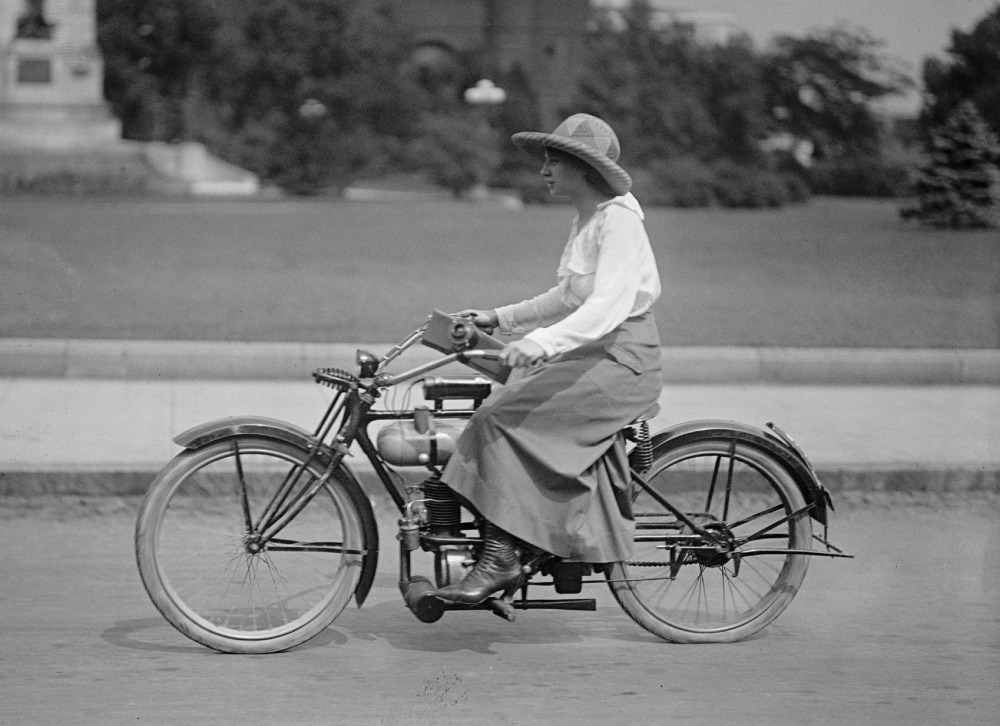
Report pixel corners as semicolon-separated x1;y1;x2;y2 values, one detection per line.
454;309;499;330
500;339;547;368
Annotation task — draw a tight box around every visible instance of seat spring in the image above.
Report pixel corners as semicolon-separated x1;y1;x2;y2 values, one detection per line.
635;421;653;473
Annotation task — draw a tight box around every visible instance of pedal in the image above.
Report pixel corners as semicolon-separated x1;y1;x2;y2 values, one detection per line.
485;596;516;622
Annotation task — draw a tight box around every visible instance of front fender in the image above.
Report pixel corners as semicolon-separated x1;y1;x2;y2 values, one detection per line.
174;415;322;455
640;419;830;525
173;415;379;607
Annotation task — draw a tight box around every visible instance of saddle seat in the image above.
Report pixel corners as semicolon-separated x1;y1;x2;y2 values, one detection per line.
630;401;660;425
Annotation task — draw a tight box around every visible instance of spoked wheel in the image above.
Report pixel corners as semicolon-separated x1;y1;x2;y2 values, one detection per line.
135;436;366;653
608;438;813;643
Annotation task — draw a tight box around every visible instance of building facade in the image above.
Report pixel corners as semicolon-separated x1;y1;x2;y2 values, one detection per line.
391;0;590;128
391;1;743;128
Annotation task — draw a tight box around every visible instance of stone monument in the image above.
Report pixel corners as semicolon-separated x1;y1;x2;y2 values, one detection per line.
0;0;258;194
0;0;122;149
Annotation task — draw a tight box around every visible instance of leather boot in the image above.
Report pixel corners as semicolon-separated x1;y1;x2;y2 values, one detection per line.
434;523;523;605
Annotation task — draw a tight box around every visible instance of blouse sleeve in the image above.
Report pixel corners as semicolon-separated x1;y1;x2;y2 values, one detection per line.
495;286;574;334
524;208;643;357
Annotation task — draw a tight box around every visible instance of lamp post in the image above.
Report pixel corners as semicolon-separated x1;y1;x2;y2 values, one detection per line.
462;79;506;200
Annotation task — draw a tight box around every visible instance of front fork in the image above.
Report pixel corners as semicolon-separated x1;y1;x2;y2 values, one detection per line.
249;391;369;549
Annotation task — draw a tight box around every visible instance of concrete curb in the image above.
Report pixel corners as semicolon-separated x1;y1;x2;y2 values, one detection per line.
2;338;999;385
1;466;997;499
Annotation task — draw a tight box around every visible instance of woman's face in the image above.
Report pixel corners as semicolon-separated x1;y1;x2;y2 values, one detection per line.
541;151;586;198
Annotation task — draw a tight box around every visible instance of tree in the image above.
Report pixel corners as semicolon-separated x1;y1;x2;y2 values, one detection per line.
487;63;544;189
97;0;219;141
921;4;1000;137
408;113;501;197
570;1;807;208
202;0;423;193
901;101;1000;229
573;2;731;166
765;23;913;160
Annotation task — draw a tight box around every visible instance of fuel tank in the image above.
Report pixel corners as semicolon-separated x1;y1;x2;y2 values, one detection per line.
376;408;467;467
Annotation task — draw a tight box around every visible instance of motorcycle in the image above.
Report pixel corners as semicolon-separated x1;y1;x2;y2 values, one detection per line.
135;311;851;653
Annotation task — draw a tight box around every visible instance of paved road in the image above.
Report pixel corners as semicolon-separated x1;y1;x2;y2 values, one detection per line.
2;494;998;726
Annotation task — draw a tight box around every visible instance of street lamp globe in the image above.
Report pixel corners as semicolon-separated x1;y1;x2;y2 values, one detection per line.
463;79;506;106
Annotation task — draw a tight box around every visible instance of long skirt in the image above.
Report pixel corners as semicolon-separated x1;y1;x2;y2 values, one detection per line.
441;313;662;563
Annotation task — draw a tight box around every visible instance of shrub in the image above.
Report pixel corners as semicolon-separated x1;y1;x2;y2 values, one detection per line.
709;161;789;208
640;157;716;208
0;152;152;195
408;113;501;198
633;158;810;209
807;155;913;197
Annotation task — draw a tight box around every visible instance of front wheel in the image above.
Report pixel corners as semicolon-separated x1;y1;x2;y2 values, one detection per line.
608;437;812;643
135;436;367;653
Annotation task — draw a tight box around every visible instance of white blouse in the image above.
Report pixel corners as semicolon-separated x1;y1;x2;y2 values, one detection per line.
495;193;661;357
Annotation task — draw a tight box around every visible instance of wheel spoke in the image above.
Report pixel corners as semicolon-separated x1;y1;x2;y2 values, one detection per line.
609;437;812;642
722;439;735;521
705;456;721;511
136;437;366;653
233;441;253;533
736;503;813;546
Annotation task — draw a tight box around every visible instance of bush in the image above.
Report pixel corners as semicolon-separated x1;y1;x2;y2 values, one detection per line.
0;152;152;195
633;157;810;209
501;153;811;209
408;113;501;198
807;155;913;197
639;157;716;207
709;161;787;208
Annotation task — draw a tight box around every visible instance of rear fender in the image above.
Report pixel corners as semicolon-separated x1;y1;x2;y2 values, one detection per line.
636;419;830;525
173;416;380;607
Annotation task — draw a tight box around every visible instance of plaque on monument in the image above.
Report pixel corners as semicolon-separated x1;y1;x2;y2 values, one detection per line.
16;57;51;83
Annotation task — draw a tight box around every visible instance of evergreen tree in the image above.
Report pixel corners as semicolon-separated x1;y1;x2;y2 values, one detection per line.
901;101;1000;229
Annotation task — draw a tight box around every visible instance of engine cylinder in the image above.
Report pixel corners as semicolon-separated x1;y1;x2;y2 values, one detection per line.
423;475;461;534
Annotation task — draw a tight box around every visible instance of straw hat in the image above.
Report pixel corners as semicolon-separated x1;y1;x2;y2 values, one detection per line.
511;113;631;195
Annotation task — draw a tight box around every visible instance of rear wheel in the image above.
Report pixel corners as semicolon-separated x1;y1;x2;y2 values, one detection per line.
135;436;366;653
608;437;812;643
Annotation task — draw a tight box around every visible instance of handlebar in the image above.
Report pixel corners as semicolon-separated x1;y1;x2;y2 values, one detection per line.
375;348;502;389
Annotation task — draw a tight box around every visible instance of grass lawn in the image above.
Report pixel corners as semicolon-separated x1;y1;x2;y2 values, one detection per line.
1;195;997;348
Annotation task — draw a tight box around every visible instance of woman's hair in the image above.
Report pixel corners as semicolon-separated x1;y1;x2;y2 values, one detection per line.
544;147;619;198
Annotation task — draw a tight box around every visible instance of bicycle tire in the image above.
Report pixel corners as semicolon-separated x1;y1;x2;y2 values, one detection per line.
608;437;812;643
135;436;366;653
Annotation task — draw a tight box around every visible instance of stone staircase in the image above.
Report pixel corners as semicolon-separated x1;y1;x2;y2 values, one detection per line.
0;140;260;196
